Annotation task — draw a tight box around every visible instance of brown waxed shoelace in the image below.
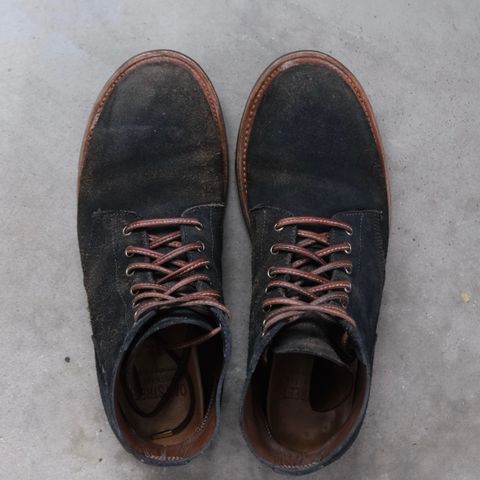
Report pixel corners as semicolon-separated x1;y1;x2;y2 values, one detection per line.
121;217;228;439
123;217;229;322
262;216;356;335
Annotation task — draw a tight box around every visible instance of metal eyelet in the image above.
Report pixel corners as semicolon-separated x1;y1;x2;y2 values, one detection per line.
274;223;284;232
264;286;270;294
270;245;279;255
345;266;353;275
204;264;210;270
195;223;204;231
262;304;271;313
124;247;133;257
344;243;352;254
267;267;275;278
346;227;353;236
125;268;134;277
129;287;135;295
341;299;349;309
197;242;205;252
344;284;352;293
122;225;132;236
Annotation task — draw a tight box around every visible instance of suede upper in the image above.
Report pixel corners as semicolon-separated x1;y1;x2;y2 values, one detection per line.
78;60;225;221
237;52;390;474
245;63;388;220
77;51;230;466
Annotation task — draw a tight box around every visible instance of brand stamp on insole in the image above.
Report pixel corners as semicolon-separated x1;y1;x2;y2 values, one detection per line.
139;381;188;400
132;368;188;400
281;373;310;401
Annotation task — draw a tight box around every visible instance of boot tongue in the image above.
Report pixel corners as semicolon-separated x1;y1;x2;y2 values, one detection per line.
134;308;214;347
270;318;348;368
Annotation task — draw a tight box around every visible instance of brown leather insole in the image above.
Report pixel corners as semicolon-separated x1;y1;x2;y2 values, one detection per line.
267;353;356;453
119;327;204;446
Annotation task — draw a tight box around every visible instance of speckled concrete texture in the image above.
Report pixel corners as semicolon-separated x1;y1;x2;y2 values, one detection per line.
1;1;479;479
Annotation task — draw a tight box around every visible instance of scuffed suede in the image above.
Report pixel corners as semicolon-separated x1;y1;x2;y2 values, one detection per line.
236;51;389;474
77;50;230;466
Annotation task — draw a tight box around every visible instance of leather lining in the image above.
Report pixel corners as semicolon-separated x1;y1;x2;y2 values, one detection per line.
118;325;204;446
266;353;356;453
115;325;224;461
243;361;368;468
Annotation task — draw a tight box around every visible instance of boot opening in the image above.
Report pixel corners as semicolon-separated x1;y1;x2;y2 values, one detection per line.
115;321;223;458
242;350;368;468
266;352;356;453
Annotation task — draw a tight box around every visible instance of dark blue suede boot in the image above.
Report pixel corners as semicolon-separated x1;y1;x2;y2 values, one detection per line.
77;50;231;466
236;51;390;474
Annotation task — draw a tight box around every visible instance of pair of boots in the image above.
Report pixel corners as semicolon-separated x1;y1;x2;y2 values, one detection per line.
77;49;389;474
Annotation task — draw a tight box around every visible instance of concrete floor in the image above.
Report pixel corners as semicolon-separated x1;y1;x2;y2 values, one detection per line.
1;0;479;479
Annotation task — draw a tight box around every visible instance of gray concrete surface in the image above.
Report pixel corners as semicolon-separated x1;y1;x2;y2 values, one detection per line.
1;1;479;479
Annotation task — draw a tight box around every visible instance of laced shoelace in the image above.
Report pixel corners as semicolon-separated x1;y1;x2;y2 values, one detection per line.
262;216;356;335
121;217;228;438
123;218;229;322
